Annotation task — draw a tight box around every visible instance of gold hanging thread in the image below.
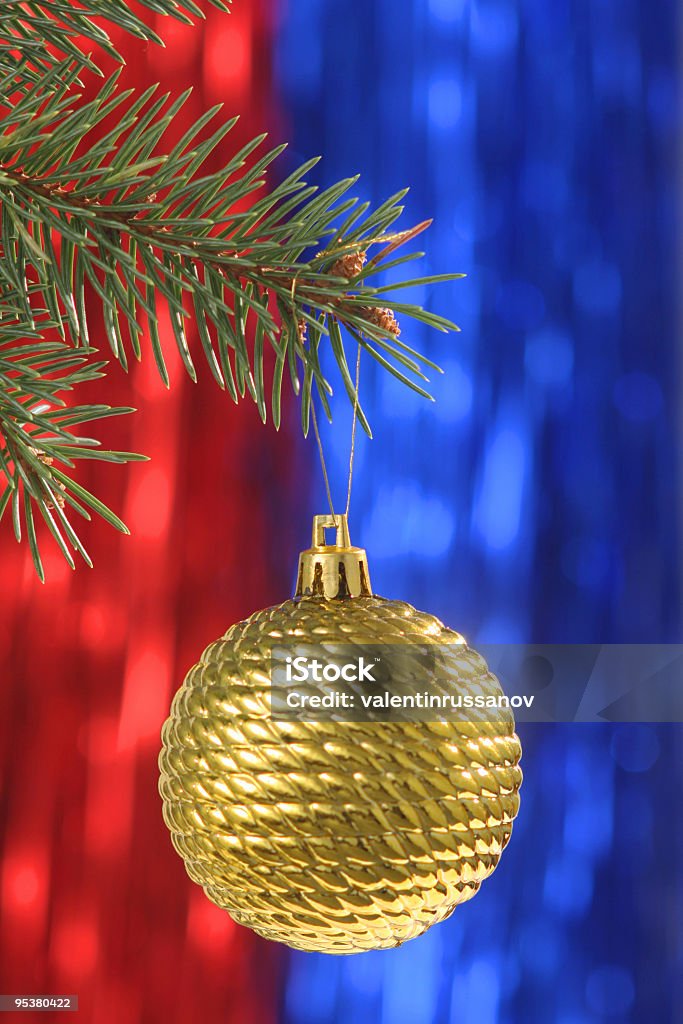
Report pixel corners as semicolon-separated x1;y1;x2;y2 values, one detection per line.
310;341;362;519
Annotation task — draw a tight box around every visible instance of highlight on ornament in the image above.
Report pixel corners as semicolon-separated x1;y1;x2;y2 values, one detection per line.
159;515;522;954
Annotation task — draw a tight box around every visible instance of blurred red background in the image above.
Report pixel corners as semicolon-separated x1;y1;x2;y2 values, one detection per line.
0;5;303;1021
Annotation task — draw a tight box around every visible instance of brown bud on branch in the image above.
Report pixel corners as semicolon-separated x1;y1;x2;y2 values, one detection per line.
362;306;401;337
328;251;367;280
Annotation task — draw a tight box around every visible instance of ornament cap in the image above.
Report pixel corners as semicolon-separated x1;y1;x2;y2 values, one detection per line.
295;514;372;600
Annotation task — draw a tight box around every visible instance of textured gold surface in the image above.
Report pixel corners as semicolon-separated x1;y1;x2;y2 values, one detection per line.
159;595;522;954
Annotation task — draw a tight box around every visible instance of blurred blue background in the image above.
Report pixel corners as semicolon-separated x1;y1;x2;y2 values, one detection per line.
274;1;682;1022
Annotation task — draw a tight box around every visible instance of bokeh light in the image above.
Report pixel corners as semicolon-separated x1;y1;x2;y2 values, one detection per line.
275;1;682;1021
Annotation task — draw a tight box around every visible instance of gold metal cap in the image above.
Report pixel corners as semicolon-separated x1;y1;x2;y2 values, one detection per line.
295;514;372;600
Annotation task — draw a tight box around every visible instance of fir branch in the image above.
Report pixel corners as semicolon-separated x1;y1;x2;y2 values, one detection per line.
0;0;231;80
0;1;462;578
0;303;145;579
0;70;462;434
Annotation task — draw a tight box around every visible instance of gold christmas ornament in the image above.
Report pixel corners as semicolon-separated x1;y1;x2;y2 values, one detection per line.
159;515;522;954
